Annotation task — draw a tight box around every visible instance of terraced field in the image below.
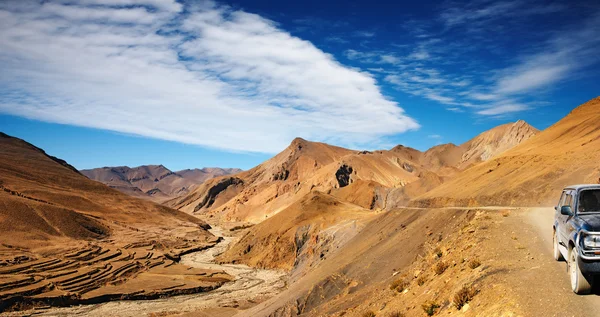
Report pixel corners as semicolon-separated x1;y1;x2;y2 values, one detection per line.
0;242;232;312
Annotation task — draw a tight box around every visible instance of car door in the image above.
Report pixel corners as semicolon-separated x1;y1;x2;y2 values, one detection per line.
556;190;566;239
558;191;574;243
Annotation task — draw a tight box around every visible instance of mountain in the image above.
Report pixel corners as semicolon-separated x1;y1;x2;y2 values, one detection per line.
459;119;539;167
168;138;425;222
81;165;242;202
170;120;537;224
217;191;373;275
0;133;231;311
413;97;600;207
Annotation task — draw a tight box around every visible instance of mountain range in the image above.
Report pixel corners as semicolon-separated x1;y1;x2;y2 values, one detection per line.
81;165;242;202
167;119;538;223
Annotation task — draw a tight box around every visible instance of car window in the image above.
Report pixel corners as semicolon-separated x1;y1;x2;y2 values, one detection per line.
565;194;573;209
558;191;567;207
578;189;600;212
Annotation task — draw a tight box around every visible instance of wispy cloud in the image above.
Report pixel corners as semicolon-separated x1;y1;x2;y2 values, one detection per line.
358;1;600;117
440;0;564;29
0;0;419;153
354;31;375;37
344;49;403;65
324;36;349;44
477;103;529;116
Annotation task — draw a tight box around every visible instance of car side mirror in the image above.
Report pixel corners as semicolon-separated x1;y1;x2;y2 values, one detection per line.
561;205;573;216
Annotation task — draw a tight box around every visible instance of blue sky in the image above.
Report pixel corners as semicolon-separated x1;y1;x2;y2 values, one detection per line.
0;0;599;171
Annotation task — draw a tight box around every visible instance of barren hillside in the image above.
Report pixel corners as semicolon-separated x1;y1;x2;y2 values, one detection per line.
217;191;374;276
0;133;232;312
413;97;600;207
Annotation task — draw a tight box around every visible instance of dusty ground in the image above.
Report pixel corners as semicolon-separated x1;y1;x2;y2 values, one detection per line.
235;207;600;317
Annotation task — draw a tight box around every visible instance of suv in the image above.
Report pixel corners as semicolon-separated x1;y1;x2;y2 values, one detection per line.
554;184;600;294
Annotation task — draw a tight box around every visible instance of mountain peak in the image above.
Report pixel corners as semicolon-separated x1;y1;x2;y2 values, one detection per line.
289;137;310;149
461;119;538;163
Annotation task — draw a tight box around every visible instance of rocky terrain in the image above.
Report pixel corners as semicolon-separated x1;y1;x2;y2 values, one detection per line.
82;165;242;203
0;133;233;313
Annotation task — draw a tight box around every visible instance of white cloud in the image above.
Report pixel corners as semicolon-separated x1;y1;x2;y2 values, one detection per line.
468;92;498;101
344;49;402;65
477;103;529;116
428;134;442;139
496;65;569;94
0;0;419;153
408;49;430;60
425;93;455;104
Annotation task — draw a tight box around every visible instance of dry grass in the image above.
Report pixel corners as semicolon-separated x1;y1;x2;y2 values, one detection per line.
390;278;409;293
362;311;376;317
417;275;427;286
387;311;405;317
421;301;440;316
453;285;478;310
433;261;449;275
468;258;481;269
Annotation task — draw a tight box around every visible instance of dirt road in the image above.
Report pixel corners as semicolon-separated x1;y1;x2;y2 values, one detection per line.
5;227;287;317
520;208;600;316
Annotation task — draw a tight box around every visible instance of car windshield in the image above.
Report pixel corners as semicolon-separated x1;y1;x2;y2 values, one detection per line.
578;189;600;212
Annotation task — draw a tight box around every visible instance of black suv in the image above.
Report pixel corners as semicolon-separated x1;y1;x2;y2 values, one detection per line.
554;184;600;294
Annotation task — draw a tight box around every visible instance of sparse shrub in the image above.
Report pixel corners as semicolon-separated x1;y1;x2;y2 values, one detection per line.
433;247;443;258
387;311;405;317
433;261;449;275
390;278;409;292
468;259;481;269
362;311;376;317
421;301;440;316
453;285;478;310
483;215;492;220
417;275;427;286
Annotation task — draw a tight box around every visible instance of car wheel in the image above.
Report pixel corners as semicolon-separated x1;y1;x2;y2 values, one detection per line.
553;230;564;261
569;246;592;294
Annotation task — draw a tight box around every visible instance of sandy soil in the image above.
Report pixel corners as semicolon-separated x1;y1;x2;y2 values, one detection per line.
4;227;287;317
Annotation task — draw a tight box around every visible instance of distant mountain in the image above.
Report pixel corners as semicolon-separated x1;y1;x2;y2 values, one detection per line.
169;120;537;223
81;165;242;203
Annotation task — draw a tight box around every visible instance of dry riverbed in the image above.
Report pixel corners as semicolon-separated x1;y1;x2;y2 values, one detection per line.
3;227;288;317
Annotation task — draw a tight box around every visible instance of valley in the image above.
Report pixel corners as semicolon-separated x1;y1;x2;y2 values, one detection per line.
6;226;287;317
1;97;600;316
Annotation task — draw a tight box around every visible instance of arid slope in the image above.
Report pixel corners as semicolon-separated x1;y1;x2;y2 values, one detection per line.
413;97;600;207
0;133;231;312
217;191;374;275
